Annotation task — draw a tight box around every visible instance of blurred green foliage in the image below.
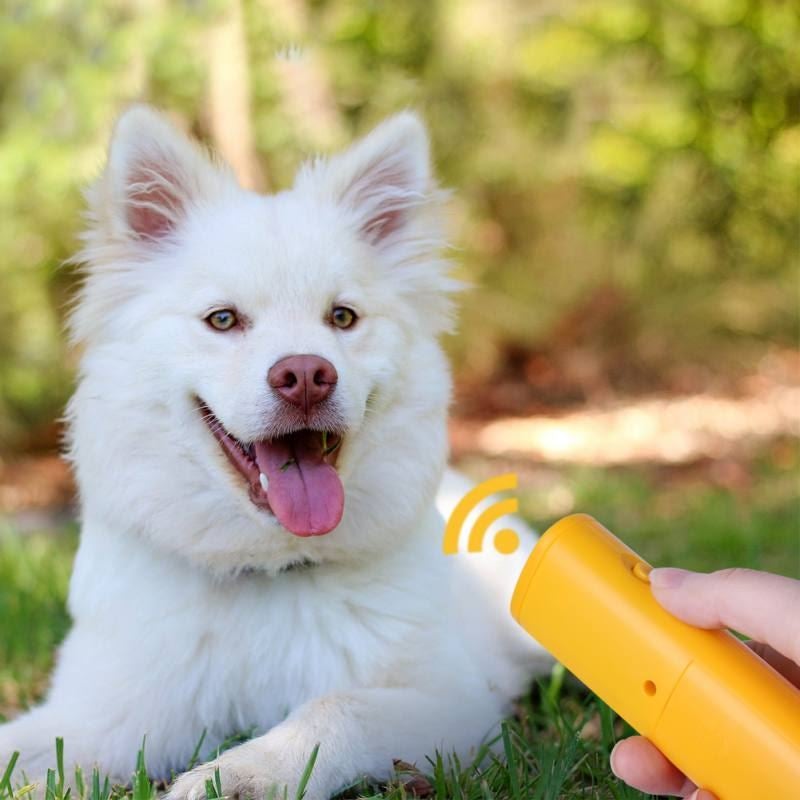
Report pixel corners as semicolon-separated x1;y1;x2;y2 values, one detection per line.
0;0;798;447
0;525;74;716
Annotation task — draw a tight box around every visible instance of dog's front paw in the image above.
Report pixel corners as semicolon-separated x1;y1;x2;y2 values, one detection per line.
166;739;321;800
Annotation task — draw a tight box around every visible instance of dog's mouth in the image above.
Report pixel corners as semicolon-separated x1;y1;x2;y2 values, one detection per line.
198;401;345;538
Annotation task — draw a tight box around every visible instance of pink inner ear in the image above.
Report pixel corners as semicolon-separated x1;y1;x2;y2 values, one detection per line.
350;159;416;244
126;161;185;241
363;206;406;242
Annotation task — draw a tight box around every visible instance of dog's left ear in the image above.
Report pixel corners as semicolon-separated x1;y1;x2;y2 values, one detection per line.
300;112;435;247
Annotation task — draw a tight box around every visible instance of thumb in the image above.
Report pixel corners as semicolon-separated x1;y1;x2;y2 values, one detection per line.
648;567;800;665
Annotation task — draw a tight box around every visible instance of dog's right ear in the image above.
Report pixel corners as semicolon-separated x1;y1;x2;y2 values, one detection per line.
88;105;231;246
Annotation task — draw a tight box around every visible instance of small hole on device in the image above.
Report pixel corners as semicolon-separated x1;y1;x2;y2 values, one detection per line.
643;680;657;696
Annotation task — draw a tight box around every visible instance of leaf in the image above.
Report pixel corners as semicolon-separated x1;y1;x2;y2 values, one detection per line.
392;762;434;798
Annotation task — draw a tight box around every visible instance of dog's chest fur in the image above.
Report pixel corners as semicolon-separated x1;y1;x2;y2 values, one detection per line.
67;512;448;738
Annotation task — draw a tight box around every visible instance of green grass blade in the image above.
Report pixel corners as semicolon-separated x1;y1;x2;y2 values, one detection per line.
74;766;84;800
0;752;19;796
187;730;207;771
500;723;521;800
45;768;56;800
55;738;66;799
295;743;320;800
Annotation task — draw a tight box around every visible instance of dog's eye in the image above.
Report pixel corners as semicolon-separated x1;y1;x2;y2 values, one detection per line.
330;306;358;330
206;309;238;331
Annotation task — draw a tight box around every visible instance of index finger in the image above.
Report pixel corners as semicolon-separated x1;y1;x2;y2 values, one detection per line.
649;567;800;665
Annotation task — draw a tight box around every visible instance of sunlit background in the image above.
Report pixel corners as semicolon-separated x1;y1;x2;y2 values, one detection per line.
0;1;799;711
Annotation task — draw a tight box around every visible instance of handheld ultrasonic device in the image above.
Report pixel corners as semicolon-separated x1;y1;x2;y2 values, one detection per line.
510;514;800;800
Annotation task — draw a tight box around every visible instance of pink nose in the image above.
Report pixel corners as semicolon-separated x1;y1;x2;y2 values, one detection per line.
267;355;338;414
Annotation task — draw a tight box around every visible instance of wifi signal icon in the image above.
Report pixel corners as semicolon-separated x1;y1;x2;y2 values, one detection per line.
443;473;520;555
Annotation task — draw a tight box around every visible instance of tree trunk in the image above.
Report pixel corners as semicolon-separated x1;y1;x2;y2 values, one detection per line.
206;0;267;191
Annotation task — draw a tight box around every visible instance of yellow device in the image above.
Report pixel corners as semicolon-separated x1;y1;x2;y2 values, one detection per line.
510;514;800;799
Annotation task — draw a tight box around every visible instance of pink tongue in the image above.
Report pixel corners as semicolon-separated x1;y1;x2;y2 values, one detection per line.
254;434;344;537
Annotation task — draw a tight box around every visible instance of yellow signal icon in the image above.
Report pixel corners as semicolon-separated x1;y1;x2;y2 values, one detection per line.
443;473;520;555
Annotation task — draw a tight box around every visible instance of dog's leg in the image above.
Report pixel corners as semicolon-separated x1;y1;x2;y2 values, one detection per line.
0;703;132;790
167;685;504;800
0;710;67;783
0;620;216;791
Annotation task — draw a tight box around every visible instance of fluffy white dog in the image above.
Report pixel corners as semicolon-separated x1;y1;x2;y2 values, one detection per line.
0;108;548;799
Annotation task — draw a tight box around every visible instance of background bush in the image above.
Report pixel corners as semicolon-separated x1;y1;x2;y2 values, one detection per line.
1;0;798;448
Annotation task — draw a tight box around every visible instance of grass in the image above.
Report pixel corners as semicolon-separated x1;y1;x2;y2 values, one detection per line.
0;441;797;799
0;525;75;719
0;692;645;800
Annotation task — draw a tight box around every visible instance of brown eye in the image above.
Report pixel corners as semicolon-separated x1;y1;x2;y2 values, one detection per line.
330;306;358;330
206;309;238;331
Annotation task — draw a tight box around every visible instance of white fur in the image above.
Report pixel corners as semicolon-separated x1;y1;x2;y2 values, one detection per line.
0;107;549;798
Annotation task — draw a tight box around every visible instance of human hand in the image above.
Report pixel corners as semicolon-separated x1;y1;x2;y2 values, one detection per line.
609;566;800;798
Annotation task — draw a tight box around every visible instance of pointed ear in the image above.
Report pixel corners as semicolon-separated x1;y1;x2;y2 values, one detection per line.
302;112;434;246
91;105;230;245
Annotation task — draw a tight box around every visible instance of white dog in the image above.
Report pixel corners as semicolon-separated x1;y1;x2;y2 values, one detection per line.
0;108;549;799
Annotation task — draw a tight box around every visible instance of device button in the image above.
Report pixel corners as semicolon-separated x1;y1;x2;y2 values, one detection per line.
632;561;652;583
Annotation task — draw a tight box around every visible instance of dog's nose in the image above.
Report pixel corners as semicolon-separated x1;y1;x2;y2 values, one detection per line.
267;355;338;414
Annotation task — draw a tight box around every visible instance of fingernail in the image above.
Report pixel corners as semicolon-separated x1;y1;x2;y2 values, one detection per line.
649;567;690;589
689;790;716;800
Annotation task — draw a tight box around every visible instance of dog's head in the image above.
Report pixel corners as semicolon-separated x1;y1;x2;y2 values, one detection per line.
68;107;458;573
